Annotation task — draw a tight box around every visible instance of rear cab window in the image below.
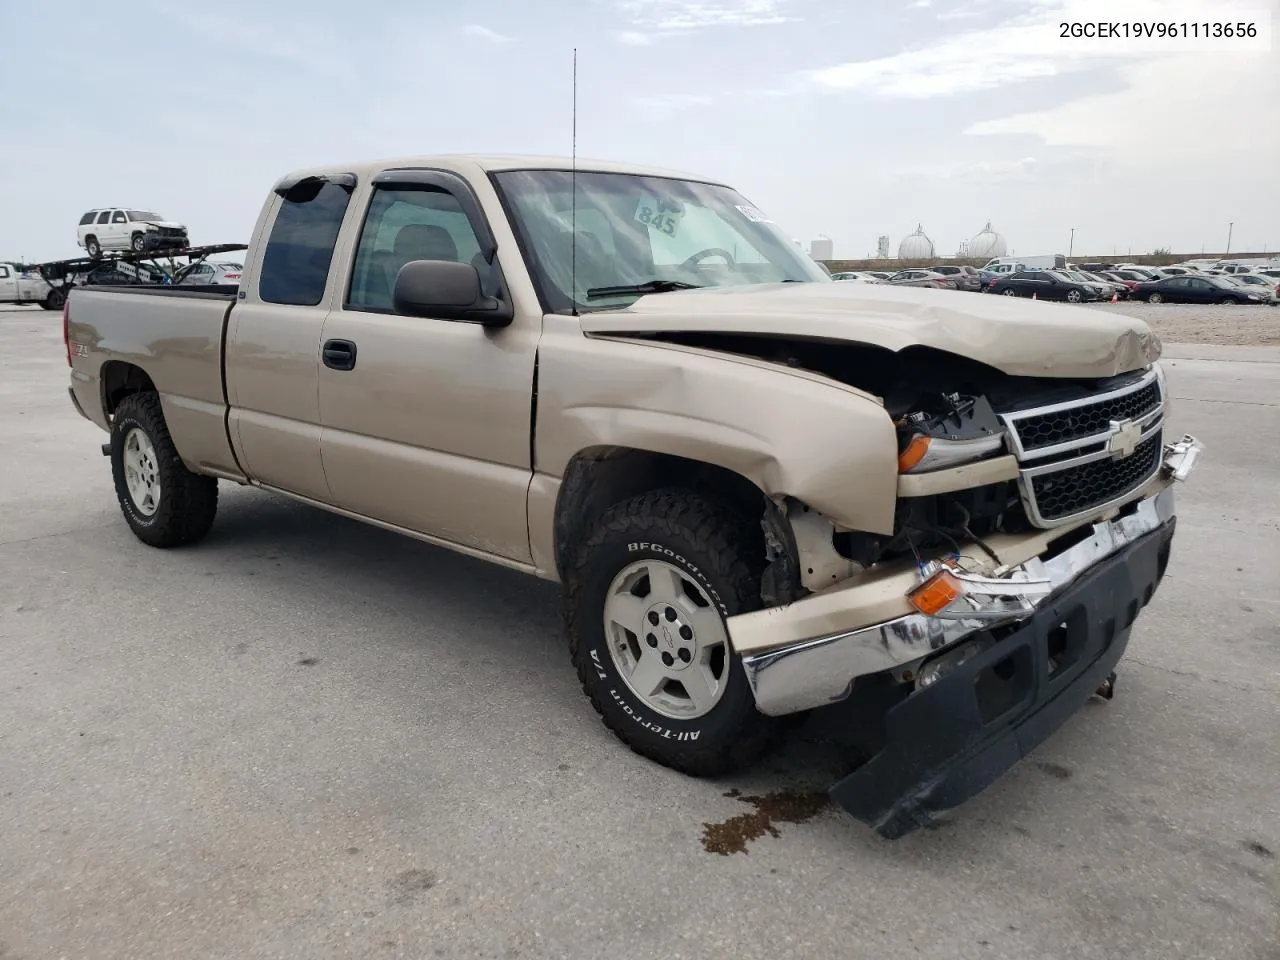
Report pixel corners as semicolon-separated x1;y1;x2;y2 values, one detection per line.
258;179;354;306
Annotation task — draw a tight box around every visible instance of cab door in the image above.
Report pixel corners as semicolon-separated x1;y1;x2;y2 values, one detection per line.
224;174;358;501
0;264;15;302
315;169;539;563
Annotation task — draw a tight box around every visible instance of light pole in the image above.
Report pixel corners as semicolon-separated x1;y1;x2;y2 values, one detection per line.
1226;222;1233;256
1069;227;1077;259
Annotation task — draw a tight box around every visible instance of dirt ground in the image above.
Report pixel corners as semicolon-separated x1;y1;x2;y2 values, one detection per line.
1086;301;1280;347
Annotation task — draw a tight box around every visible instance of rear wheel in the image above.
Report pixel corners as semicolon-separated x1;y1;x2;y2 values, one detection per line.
109;392;218;547
564;488;791;777
1147;292;1164;303
39;288;65;311
1001;288;1018;296
85;236;101;258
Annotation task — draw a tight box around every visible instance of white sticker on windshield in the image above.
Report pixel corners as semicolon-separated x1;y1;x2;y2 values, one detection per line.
735;204;772;223
634;198;683;238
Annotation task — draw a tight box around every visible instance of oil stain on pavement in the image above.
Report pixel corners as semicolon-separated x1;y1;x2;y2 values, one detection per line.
701;788;830;855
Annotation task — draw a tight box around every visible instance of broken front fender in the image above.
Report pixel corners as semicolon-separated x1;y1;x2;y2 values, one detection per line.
533;323;901;536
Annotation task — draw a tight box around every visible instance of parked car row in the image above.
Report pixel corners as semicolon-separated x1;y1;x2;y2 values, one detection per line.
987;270;1108;303
830;265;981;291
988;267;1278;305
831;257;1279;306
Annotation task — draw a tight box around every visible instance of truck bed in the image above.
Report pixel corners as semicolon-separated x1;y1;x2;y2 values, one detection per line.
67;285;240;479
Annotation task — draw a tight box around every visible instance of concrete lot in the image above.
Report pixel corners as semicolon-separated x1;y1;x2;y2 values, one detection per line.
1086;300;1280;347
1;303;1277;960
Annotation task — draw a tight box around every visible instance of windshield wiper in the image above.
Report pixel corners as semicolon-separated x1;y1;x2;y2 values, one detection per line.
585;279;702;299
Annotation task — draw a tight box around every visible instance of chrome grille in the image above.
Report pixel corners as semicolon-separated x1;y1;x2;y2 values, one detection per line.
1000;366;1166;528
1011;379;1160;454
1029;429;1163;523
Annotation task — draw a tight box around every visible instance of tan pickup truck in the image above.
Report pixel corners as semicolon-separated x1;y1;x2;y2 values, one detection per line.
63;154;1202;838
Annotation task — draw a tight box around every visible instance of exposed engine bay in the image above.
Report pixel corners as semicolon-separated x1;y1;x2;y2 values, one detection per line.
637;330;1157;586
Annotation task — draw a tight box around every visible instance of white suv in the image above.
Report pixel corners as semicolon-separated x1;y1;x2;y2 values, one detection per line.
76;208;190;257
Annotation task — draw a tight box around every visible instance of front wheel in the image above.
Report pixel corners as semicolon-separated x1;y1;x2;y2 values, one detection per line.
1066;289;1083;303
110;392;218;547
564;488;790;777
1218;296;1239;305
131;233;147;252
1001;288;1018;296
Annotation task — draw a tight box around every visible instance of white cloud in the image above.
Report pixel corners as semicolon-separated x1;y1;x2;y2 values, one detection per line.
803;0;1272;99
630;93;717;118
966;51;1280;173
460;24;512;43
893;156;1041;182
613;0;796;42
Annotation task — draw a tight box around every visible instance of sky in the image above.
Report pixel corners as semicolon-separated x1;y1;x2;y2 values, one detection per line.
0;0;1276;263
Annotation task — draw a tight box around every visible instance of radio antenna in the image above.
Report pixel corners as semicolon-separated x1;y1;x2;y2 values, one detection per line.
571;47;578;316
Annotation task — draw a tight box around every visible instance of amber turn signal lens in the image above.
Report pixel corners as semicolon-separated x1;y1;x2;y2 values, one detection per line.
907;569;964;616
897;434;931;473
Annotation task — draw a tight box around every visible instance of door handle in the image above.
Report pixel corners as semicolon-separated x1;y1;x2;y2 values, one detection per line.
322;339;357;371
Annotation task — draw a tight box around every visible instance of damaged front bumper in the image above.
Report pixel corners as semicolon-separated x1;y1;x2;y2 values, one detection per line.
737;433;1201;838
740;435;1201;717
832;511;1176;838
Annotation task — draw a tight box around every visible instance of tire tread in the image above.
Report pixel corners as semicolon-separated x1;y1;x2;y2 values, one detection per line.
564;487;785;777
112;391;218;547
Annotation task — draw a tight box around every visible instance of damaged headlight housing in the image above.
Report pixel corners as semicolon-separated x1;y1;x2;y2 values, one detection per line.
896;392;1006;474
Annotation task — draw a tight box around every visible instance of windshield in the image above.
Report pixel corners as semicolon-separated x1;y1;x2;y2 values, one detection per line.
492;169;828;312
128;210;161;221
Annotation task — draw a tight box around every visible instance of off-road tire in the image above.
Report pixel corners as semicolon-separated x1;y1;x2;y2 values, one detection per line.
565;487;790;777
110;392;218;547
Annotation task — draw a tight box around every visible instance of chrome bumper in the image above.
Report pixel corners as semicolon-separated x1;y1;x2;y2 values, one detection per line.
741;435;1202;717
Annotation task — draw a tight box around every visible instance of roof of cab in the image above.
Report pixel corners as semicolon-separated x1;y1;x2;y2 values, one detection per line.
270;154;729;190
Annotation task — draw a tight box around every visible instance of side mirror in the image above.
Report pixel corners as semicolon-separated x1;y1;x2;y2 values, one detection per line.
392;259;513;327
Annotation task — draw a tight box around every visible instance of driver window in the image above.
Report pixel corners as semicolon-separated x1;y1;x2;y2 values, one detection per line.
346;185;486;313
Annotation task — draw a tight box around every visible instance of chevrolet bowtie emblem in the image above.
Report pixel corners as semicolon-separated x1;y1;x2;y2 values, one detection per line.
1107;418;1142;459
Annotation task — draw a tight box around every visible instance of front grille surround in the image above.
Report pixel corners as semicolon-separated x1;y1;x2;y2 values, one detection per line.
1000;365;1166;528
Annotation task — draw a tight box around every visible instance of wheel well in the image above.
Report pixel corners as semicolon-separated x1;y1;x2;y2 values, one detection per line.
553;447;770;581
100;362;156;419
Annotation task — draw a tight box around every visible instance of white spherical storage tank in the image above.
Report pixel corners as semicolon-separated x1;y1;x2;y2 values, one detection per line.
898;224;935;259
969;222;1008;260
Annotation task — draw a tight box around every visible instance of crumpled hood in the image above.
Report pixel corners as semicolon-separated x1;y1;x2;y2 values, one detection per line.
139;220;186;230
579;281;1161;379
